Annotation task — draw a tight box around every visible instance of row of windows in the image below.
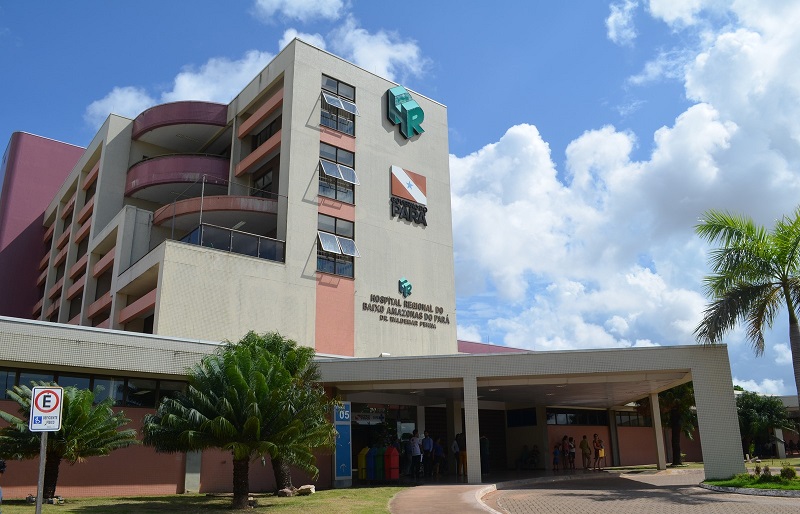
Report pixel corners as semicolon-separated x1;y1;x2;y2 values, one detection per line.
320;75;358;136
616;412;653;427
546;409;609;426
251;115;282;152
319;142;358;203
0;368;186;408
317;214;359;278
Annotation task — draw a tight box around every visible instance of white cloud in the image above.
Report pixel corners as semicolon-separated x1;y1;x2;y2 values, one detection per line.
252;0;344;22
457;324;483;343
607;0;639;46
628;49;692;85
329;16;428;82
733;378;788;396
773;343;792;365
279;28;326;51
83;86;156;127
85;50;274;129
648;0;712;26
162;50;274;104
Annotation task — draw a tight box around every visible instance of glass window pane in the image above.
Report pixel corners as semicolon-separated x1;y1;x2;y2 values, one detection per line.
335;219;354;238
546;413;556;425
566;413;576;425
158;380;186;402
201;225;231;251
126;378;157;408
181;226;200;245
318;214;336;233
340;99;359;116
317;232;341;253
556;413;567;425
0;369;16;399
19;371;54;388
337;183;354;204
93;377;124;406
321;75;338;93
320;142;337;162
319;177;336;200
320;110;337;130
322;92;344;109
336;256;354;277
338;165;359;185
338;82;355;100
320;160;343;179
56;374;90;390
338;116;355;135
231;232;259;257
336;149;354;167
337;236;360;257
317;254;336;274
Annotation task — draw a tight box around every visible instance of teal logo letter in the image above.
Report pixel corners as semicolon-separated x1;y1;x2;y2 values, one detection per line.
387;86;424;139
398;278;412;298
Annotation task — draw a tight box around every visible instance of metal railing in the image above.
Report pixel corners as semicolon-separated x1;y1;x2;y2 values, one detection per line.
180;223;285;263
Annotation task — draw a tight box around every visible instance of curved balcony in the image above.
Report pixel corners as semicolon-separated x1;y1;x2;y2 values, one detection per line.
126;154;229;204
132;101;228;152
153;195;280;237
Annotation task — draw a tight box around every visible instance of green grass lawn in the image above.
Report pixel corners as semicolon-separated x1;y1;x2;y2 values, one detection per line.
1;487;406;514
705;457;800;490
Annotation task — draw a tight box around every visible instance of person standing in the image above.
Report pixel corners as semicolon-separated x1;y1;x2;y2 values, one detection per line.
422;430;434;478
579;435;591;469
592;433;602;471
552;444;560;471
479;435;490;475
409;429;422;481
451;437;460;476
456;432;468;479
568;436;576;470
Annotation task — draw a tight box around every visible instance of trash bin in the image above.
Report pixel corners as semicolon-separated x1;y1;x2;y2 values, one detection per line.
385;445;400;480
375;446;386;480
366;447;377;480
358;446;370;480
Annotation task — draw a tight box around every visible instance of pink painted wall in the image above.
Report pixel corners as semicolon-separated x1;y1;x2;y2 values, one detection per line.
315;273;355;356
617;426;658;465
0;133;83;318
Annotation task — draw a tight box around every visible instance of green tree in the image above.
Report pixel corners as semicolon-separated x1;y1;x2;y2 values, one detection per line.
736;390;795;457
637;383;697;465
695;208;800;406
0;384;138;498
143;332;335;510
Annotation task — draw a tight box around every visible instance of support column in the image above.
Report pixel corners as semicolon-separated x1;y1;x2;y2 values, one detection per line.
608;408;620;467
416;405;426;432
775;428;786;459
463;376;481;484
446;399;462;475
536;406;549;470
650;392;666;471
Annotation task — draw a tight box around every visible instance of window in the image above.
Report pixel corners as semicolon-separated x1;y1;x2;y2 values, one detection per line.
251;115;282;152
317;214;359;277
0;369;17;399
95;270;112;300
252;168;274;199
320;75;358;136
68;298;81;320
546;408;608;426
84;180;97;202
126;378;157;408
507;408;537;428
615;411;652;427
19;371;55;388
93;377;125;406
319;142;358;204
56;373;91;390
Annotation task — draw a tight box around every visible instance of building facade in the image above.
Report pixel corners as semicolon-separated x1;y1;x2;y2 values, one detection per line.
2;39;456;358
0;39;748;497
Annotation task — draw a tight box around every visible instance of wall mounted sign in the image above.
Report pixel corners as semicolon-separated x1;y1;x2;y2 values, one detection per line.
390;165;427;226
362;293;450;330
387;86;424;139
398;278;412;298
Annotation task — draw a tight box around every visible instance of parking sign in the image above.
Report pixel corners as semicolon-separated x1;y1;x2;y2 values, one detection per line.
29;386;63;432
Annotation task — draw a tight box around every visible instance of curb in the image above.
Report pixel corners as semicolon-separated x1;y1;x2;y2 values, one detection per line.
699;483;800;497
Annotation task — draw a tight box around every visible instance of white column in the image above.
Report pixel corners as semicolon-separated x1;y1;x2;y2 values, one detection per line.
650;392;667;470
775;428;786;459
463;376;481;483
416;405;426;433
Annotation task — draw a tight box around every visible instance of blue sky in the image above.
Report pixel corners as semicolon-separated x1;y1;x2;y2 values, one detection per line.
2;1;799;397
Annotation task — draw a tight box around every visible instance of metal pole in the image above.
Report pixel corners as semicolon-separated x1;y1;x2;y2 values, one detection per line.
35;431;47;514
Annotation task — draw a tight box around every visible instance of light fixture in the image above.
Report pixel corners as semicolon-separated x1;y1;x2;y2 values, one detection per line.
489;388;500;392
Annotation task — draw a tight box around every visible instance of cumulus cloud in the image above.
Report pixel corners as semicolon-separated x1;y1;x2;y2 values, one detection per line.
733;378;788;396
457;324;483;343
773;343;792;365
607;0;638;46
279;28;326;51
453;2;800;395
84;86;156;127
85;50;274;129
252;0;344;22
329;16;428;82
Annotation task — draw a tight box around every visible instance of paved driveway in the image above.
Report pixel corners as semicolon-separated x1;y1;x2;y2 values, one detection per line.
481;470;798;514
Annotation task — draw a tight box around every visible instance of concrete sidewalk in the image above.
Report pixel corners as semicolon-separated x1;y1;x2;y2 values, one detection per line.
389;470;613;513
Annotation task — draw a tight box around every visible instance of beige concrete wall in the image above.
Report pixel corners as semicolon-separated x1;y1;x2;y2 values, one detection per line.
155;241;316;345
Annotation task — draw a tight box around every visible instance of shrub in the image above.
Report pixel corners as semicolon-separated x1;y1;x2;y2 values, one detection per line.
754;465;761;476
780;465;797;480
762;465;771;478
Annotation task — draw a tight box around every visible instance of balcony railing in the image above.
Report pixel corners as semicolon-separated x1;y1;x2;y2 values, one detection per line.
180;223;285;263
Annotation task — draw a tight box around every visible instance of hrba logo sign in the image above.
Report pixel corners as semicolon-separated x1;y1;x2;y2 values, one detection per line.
387;86;424;139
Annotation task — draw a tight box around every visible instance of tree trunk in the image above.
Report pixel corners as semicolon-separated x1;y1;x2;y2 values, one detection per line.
43;452;61;499
272;456;293;491
788;317;800;417
231;457;250;510
670;406;682;466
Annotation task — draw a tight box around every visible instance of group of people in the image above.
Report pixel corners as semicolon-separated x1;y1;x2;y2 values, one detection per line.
405;429;448;480
553;434;606;471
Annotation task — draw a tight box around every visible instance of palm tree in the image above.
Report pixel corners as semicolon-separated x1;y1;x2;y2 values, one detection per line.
143;332;335;510
0;384;138;498
695;208;800;407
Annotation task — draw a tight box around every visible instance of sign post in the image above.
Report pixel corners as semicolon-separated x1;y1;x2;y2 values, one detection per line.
333;402;352;488
29;386;63;514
